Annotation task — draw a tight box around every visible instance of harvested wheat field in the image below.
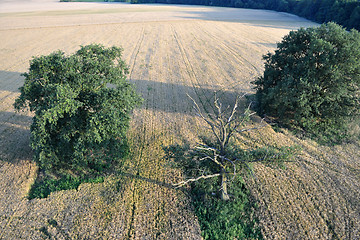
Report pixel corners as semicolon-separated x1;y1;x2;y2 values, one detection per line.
0;0;359;239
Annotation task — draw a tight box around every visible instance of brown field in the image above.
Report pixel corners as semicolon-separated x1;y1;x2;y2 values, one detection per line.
0;1;359;239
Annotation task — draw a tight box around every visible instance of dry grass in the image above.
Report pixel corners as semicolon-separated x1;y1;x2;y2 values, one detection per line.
0;1;359;239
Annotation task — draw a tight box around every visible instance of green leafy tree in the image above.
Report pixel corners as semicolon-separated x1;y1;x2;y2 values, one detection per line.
253;23;360;142
15;44;142;173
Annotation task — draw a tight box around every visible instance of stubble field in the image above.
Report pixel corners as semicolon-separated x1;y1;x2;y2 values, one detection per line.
0;1;359;239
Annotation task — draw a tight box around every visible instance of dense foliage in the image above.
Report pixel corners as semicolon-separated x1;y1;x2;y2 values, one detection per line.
253;23;360;143
191;176;263;239
129;0;360;31
165;140;297;238
28;174;105;199
15;44;142;173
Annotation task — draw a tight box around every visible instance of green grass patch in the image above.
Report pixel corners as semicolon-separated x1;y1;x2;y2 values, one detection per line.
27;142;128;199
28;173;105;199
27;145;124;199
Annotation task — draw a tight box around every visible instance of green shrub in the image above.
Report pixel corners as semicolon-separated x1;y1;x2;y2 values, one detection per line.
15;44;142;173
253;23;360;143
165;142;298;239
191;176;263;240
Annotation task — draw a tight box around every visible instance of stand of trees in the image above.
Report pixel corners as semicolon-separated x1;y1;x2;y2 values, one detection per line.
130;0;360;31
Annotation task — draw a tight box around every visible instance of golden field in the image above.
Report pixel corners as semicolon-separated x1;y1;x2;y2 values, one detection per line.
0;1;359;238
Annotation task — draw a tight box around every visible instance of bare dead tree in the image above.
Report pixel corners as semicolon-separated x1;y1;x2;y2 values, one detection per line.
173;93;267;201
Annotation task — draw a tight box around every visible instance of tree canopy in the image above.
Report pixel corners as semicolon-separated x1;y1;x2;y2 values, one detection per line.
253;23;360;143
15;44;142;172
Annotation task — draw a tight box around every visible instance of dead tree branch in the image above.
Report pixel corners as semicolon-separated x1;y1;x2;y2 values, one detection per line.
173;173;221;188
174;93;269;200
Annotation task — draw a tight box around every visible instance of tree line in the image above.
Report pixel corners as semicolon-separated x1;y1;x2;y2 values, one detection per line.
130;0;360;31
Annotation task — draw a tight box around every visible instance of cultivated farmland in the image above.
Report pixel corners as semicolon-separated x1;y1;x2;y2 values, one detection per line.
0;1;359;239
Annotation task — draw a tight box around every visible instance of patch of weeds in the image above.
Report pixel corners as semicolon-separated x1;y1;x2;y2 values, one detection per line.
165;144;264;239
38;226;51;239
190;176;263;240
48;219;58;228
165;141;299;239
28;148;126;199
266;116;356;145
245;145;301;169
28;173;105;199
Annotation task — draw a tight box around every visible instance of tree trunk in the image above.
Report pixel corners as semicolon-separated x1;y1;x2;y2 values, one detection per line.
221;168;230;201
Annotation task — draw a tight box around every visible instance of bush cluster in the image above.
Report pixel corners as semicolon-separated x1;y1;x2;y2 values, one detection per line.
15;44;142;173
253;23;360;143
191;176;263;240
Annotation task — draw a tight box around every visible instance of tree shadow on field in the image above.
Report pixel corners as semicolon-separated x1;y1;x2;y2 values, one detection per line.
0;111;33;163
131;79;251;116
0;70;24;93
119;171;176;189
0;76;250;164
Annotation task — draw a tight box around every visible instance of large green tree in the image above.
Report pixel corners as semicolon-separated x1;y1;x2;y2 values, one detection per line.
253;23;360;142
15;44;142;172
